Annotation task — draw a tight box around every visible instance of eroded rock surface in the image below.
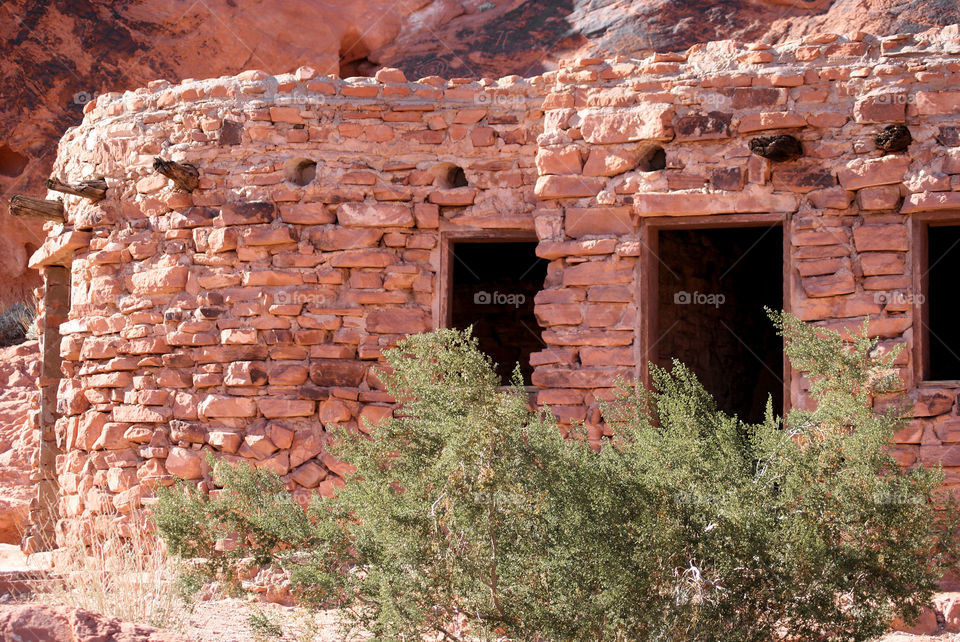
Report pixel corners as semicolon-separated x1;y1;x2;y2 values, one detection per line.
0;341;39;544
0;603;190;641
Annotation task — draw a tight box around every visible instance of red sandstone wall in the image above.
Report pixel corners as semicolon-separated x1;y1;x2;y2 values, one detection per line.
531;27;960;487
37;66;544;542
25;24;960;540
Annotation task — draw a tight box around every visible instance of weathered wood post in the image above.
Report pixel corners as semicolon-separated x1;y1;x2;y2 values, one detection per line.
153;157;199;192
8;195;65;221
44;177;107;201
21;265;70;553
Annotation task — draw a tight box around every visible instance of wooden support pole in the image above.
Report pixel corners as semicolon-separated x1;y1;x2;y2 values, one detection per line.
153;157;199;192
22;264;69;554
8;195;65;221
44;177;107;201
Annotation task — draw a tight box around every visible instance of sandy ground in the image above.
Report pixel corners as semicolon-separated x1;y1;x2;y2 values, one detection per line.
185;599;363;642
184;605;960;642
179;603;960;642
1;543;957;641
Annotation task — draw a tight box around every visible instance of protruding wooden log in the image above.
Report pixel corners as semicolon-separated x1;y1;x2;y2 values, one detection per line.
875;125;912;153
749;135;803;162
44;177;107;201
153;157;199;192
8;195;64;221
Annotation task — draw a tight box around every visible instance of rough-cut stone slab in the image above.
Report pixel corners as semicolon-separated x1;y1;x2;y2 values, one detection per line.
564;207;633;236
579;106;674;143
337;202;414;227
633;189;798;216
198;395;258;418
837;156;910;190
902;191;960;213
28;232;91;268
737;111;806;132
534;176;606;199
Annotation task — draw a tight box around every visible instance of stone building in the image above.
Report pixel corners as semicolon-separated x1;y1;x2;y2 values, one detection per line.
15;25;960;549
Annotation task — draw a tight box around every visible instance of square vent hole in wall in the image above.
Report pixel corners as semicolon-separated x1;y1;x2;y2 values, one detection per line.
449;241;547;385
655;225;783;423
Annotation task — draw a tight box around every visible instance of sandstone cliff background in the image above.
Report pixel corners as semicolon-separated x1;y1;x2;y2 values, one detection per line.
2;0;959;304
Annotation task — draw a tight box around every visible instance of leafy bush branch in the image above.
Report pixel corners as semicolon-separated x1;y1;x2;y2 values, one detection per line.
154;314;959;641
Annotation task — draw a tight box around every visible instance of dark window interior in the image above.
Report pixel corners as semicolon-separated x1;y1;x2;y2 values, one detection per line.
927;224;960;380
656;226;783;423
450;241;547;384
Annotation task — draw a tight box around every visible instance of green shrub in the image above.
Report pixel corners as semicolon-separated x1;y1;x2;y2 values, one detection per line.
248;608;284;639
154;317;959;641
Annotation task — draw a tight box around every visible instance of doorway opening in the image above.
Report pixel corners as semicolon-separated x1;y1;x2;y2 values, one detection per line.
920;221;960;381
447;240;547;385
649;222;784;423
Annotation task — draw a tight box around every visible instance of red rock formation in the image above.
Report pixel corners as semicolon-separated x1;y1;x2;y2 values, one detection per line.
0;603;190;641
3;0;960;305
0;341;39;544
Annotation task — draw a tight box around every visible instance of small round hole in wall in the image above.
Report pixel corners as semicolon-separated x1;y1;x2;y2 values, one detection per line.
638;145;666;172
430;162;468;188
284;158;316;186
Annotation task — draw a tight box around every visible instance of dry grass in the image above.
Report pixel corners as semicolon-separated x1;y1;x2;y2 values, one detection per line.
0;297;38;347
26;512;198;631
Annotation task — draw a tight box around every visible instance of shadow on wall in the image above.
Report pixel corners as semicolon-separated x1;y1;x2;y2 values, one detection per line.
0;146;29;178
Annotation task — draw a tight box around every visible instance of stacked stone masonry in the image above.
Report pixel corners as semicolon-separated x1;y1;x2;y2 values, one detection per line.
24;25;960;543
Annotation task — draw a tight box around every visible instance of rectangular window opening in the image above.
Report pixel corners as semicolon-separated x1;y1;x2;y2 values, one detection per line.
924;223;960;381
448;240;547;385
653;224;784;423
